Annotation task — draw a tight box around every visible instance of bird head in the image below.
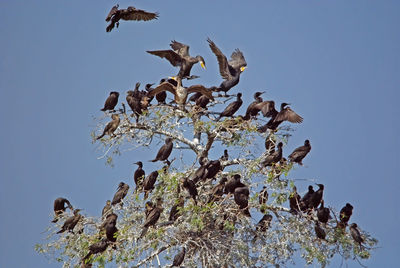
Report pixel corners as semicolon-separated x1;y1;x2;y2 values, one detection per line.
315;183;324;190
106;200;111;205
197;56;206;69
135;82;141;90
134;161;143;167
305;140;310;146
308;185;314;191
277;142;283;148
165;137;173;143
145;83;155;90
240;66;247;72
346;203;354;209
281;103;290;110
237;93;242;98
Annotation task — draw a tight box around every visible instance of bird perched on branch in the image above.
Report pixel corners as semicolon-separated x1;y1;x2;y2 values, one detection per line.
52;197;73;223
171;247;186;267
143;170;159;199
82;238;110;264
169;196;184;222
317;200;331;224
261;142;283;167
300;185;314;212
140;198;163;237
289;186;301;214
234;186;251;217
244;91;265;119
150;137;173;163
258;103;303;132
224;174;245;194
101;200;112;219
259;186;269;213
133;161;145;191
288;140;311;165
217;93;243;120
182;177;198;205
340;203;353;225
101;91;119;112
350;223;364;250
314;221;326;240
208;177;228;203
308;184;324;210
207;38;247;95
147;40;206;80
96;114;120;140
111;182;129;206
105;5;159;32
57;209;82;234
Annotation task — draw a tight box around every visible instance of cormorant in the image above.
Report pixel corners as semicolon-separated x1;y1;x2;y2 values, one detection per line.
259;186;268;213
289;186;301;214
143;170;159;199
217;93;243;120
52;197;73;223
340;203;353;225
207;38;247;95
256;214;273;233
169;196;184;222
106;5;159;32
202;159;222;181
300;185;314;211
147;40;206;80
288;140;311;165
96;114;120;140
57;209;82;234
244;91;265;120
101;200;112;218
182;177;198;204
224;174;245;194
140;198;163;237
171;247;186;267
220;149;229;162
82;238;110;263
350;223;364;250
314;221;326;240
111;182;129;206
261;103;303;131
208;177;228;203
105;220;118;242
195;94;211;109
101;91;119;112
261;142;283;167
133;161;145;191
317;200;331;224
308;184;324;210
150;137;173;163
234;186;251;217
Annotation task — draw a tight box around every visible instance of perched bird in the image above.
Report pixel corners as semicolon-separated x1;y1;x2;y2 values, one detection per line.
261;103;303;131
101;91;119;112
202;159;222;181
220;149;229;162
96;114;120;140
101;200;112;218
259;186;269;213
82;238;110;263
256;214;273;233
150;137;173;163
224;174;245;194
111;182;129;206
195;94;211;109
340;203;353;225
288;140;311;165
191;157;208;184
189;92;202;103
234;186;251;217
207;38;247;95
217;93;243;120
314;221;326;240
147;40;206;80
264;137;275;154
171;247;186;267
261;142;283;167
52;197;73;223
57;209;82;234
106;5;159;32
317;200;331;224
140;198;163;237
169;197;184;222
308;184;324;210
143;170;159;199
289;186;301;214
105;220;118;242
133;161;145;191
350;223;364;250
147;77;214;110
99;213;118;235
300;185;314;211
182;177;198;204
244;91;265;120
208;177;228;203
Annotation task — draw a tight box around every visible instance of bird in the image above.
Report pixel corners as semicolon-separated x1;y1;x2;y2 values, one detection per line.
101;200;112;219
182;177;198;205
99;213;118;236
147;40;206;80
217;93;243;120
261;142;283;167
52;197;73;223
111;182;129;206
264;137;275;154
300;185;314;211
317;200;331;224
195;94;211;109
314;221;326;240
202;159;222;181
171;247;186;267
234;186;251;217
350;223;364;250
244;91;265;120
208;177;228;203
150;137;173;163
256;214;273;233
57;209;82;234
96;114;120;140
259;186;269;213
106;5;159;32
140;198;163;237
308;184;324;210
147;77;214;110
169;197;184;222
133;161;145;191
82;238;110;263
105;220;118;243
224;174;245;194
143;170;159;199
191;157;209;184
220;149;229;162
260;103;303;131
101;91;119;112
340;203;353;225
207;38;247;95
288;140;311;165
289;186;301;214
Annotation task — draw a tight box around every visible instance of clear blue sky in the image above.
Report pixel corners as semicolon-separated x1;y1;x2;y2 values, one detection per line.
1;0;399;267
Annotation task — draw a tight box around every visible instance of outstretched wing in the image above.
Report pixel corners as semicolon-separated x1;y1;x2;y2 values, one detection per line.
207;38;231;80
147;82;176;97
187;85;214;101
106;5;119;22
253;101;277;117
275;107;303;123
229;49;247;69
147;50;182;67
170;40;190;57
121;7;159;21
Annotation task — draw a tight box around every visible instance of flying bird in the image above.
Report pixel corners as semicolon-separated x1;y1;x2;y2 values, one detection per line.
101;91;119;112
106;5;159;32
96;114;120;140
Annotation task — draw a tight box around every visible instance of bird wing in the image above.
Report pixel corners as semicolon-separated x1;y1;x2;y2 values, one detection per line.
106;5;119;22
121;8;159;21
147;50;182;67
254;101;277;117
170;40;190;57
207;38;232;80
187;85;214;101
147;82;176;97
275;108;303;123
229;49;247;70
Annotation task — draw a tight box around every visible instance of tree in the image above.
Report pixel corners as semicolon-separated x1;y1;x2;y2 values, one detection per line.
36;54;377;268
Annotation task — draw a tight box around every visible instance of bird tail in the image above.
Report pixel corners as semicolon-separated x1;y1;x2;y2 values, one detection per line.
56;229;64;234
100;108;106;112
96;132;105;140
106;22;114;32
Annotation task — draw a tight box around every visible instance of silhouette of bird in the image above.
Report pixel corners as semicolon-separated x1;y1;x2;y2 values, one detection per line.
340;203;353;225
143;170;159;199
317;200;331;224
133;161;145;191
300;185;314;211
101;92;119;112
82;238;110;263
259;186;269;213
288;140;311;165
289;186;301;214
202;159;222;181
224;174;245;194
256;214;273;233
106;5;159;32
220;149;229;162
147;40;206;80
261;142;283;167
314;221;326;240
350;223;364;250
171;247;186;267
244;91;265;119
105;220;118;242
169;196;184;222
96;114;120;140
217;93;243;120
150;137;173;163
234;186;251;217
57;209;82;234
208;177;228;203
207;38;247;95
111;182;129;206
258;103;303;132
140;198;163;237
182;177;198;205
101;200;112;219
308;184;324;210
52;197;73;223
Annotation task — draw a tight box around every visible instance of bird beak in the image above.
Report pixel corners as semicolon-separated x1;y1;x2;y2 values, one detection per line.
200;61;206;69
168;76;177;81
240;66;247;72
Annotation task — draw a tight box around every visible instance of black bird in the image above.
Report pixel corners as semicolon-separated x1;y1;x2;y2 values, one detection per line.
105;221;118;242
82;238;110;263
245;99;276;121
317;200;331;224
195;94;211;109
264;137;275;154
143;170;159;199
171;247;186;267
191;157;208;184
101;91;119;112
217;93;243;120
308;184;324;210
106;5;159;32
151;137;173;163
289;186;302;214
57;209;82;234
96;114;120;140
288;140;311;165
314;221;326;240
261;142;283;167
141;198;163;237
52;197;73;223
133;161;145;191
101;200;112;218
300;185;314;211
111;182;129;206
147;40;206;80
256;214;273;233
207;38;247;95
340;203;353;225
350;223;364;250
169;197;184;222
224;174;245;194
202;159;222;181
208;177;228;203
263;103;303;131
99;213;118;235
259;186;269;213
234;186;251;217
126;89;141;121
182;177;198;205
144;83;155;103
220;149;229;162
244;91;265;120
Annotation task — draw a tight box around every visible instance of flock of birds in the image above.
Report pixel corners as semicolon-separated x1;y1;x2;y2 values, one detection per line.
50;4;365;267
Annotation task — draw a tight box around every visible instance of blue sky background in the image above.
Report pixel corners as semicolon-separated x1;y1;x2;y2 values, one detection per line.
1;0;399;267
